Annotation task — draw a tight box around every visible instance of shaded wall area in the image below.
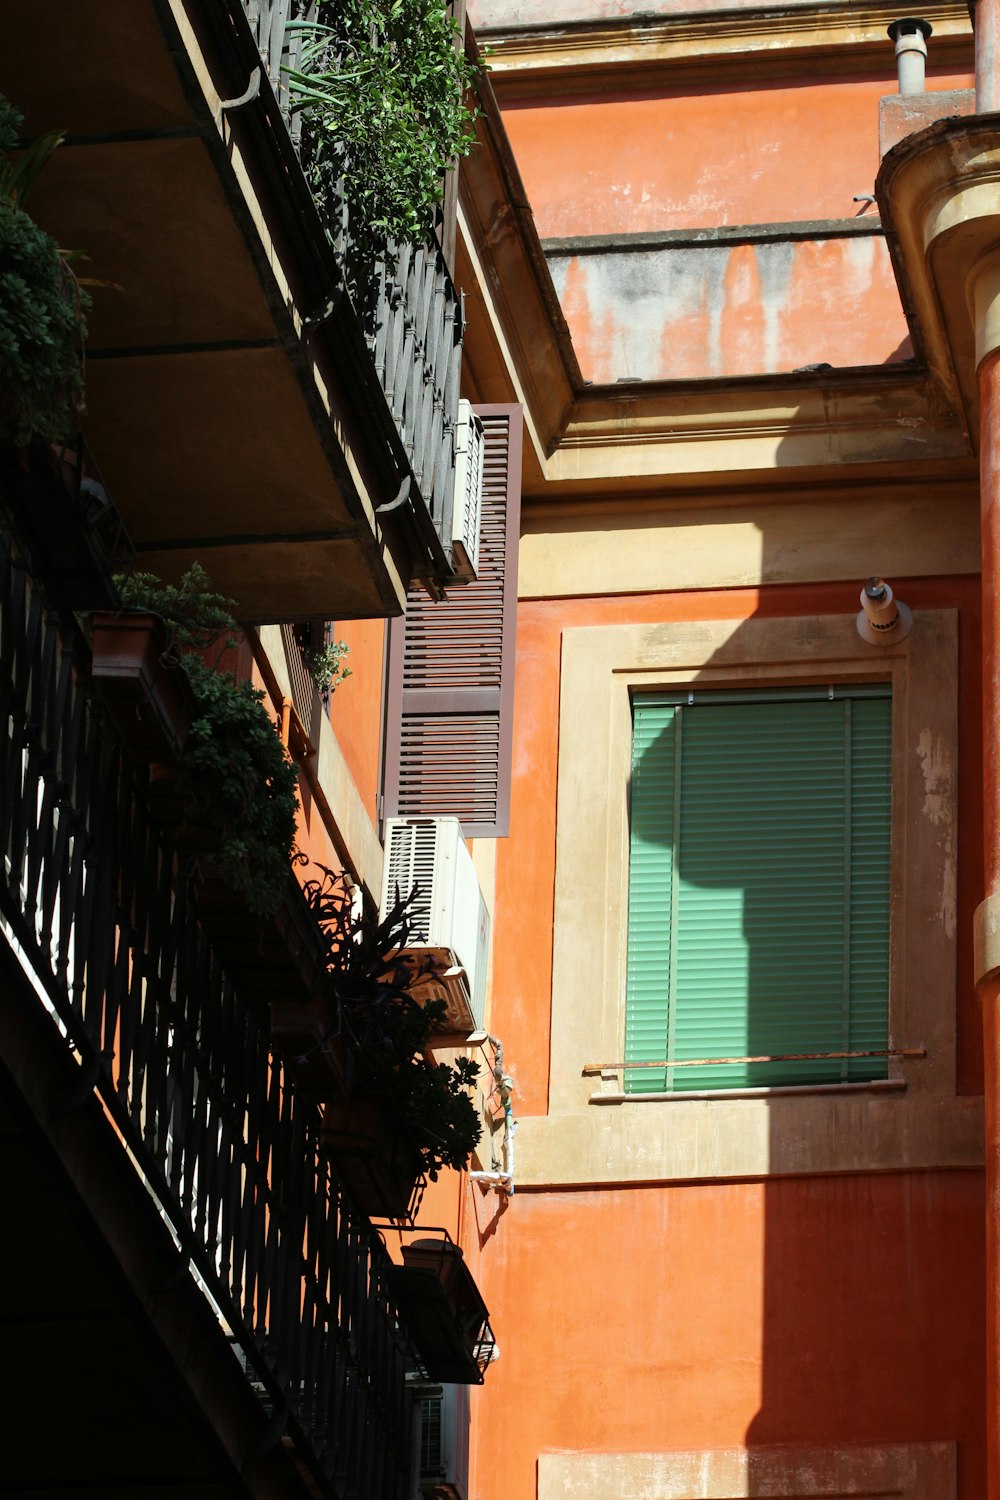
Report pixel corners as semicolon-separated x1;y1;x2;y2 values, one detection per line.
471;1173;986;1499
499;67;972;381
328;615;387;824
548;226;908;380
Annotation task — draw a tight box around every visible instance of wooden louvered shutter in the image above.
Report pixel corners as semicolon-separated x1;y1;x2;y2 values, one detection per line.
625;685;892;1093
382;404;523;837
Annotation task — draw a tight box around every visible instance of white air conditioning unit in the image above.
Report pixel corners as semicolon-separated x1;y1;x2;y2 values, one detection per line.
451;400;484;582
412;1383;470;1500
381;817;489;1034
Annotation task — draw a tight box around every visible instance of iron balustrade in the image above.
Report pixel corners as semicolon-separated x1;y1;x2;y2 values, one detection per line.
242;0;464;576
0;541;413;1497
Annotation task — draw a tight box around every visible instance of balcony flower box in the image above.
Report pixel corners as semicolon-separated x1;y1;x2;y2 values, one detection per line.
90;611;195;764
388;1237;493;1385
187;864;351;1094
321;1092;424;1221
270;991;354;1100
146;765;219;849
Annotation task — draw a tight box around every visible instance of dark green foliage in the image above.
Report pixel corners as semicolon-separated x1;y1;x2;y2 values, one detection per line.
0;94;86;446
306;635;350;694
287;0;479;251
180;657;300;917
113;565;300;918
117;562;239;656
303;866;482;1178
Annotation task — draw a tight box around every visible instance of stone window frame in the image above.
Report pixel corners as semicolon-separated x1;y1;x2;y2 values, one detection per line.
538;610;969;1183
537;1442;957;1499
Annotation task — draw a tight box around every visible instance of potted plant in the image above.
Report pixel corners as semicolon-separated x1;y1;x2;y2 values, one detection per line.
300;867;481;1218
0;94;87;449
285;0;481;272
389;1234;493;1384
89;608;198;764
103;565;300;919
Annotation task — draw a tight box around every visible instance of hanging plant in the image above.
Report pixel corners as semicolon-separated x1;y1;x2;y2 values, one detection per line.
285;0;480;252
303;866;482;1180
306;635;351;695
0;94;87;446
114;565;300;917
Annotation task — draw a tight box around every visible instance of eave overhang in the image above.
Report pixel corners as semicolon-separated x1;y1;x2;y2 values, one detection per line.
474;0;973;98
877;111;1000;452
1;0;429;622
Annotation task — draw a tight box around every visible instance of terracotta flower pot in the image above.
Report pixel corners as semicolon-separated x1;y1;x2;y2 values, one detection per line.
270;993;354;1100
390;1237;492;1384
321;1092;424;1220
90;611;196;764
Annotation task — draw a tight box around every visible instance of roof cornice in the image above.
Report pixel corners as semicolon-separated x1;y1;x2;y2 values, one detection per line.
478;0;973;96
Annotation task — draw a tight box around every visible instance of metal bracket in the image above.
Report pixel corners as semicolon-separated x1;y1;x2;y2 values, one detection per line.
220;66;262;112
376;477;413;515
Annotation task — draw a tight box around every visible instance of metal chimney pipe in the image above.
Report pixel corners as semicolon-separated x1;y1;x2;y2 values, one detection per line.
887;17;933;94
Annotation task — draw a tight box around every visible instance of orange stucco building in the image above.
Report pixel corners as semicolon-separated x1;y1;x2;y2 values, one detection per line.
449;2;993;1498
4;0;1000;1495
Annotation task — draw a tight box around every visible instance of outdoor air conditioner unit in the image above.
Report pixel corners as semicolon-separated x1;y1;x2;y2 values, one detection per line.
451;400;484;582
381;817;489;1034
413;1383;470;1500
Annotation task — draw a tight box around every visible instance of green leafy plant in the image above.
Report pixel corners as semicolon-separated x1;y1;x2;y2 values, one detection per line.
0;94;87;446
306;635;350;695
303;866;481;1179
117;562;239;657
113;565;300;918
286;0;480;250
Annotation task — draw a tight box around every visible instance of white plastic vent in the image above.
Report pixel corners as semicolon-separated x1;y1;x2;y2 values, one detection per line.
381;817;489;1033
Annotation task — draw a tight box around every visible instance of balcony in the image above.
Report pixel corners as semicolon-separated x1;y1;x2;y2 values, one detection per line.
2;0;465;621
0;537;462;1494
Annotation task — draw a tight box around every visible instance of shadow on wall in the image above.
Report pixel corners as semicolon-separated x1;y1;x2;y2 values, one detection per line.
620;425;985;1491
628;686;892;1097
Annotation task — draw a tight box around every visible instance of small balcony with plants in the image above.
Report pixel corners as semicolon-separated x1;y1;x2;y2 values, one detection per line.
0;527;496;1490
0;0;475;622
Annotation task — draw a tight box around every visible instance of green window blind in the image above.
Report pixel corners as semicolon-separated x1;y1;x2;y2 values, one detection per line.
625;686;892;1093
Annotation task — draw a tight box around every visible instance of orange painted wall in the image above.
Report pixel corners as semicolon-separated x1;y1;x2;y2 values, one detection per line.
502;68;974;237
470;1172;986;1500
553;232;909;380
493;575;984;1117
327;616;386;824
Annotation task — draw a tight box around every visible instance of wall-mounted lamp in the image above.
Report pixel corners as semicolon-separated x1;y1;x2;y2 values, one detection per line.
856;576;913;645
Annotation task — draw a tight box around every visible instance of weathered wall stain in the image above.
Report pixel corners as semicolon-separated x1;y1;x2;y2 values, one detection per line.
547;232;907;379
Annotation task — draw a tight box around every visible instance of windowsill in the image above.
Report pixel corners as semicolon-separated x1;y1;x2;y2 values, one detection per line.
512;1094;983;1187
589;1078;908;1105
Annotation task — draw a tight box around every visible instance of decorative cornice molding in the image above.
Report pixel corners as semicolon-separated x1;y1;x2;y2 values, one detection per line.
476;0;972;95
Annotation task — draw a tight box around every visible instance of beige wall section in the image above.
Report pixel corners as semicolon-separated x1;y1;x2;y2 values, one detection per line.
535;610;964;1184
258;625;384;898
514;1095;982;1186
519;490;981;599
538;1442;957;1499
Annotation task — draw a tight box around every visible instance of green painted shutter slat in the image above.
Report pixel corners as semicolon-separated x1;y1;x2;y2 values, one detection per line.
846;697;893;1079
625;702;678;1091
625;688;892;1094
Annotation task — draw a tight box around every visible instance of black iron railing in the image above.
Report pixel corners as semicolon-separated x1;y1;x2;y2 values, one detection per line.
0;542;412;1497
241;0;464;574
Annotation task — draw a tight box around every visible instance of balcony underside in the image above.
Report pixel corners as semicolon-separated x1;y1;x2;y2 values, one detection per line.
0;954;290;1499
2;0;407;622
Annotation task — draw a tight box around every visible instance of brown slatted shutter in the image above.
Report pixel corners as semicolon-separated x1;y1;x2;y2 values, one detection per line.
382;404;523;838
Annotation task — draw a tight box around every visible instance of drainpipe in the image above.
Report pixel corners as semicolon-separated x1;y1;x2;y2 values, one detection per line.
976;0;1000;112
888;17;933;94
467;1032;516;1194
972;255;1000;1500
